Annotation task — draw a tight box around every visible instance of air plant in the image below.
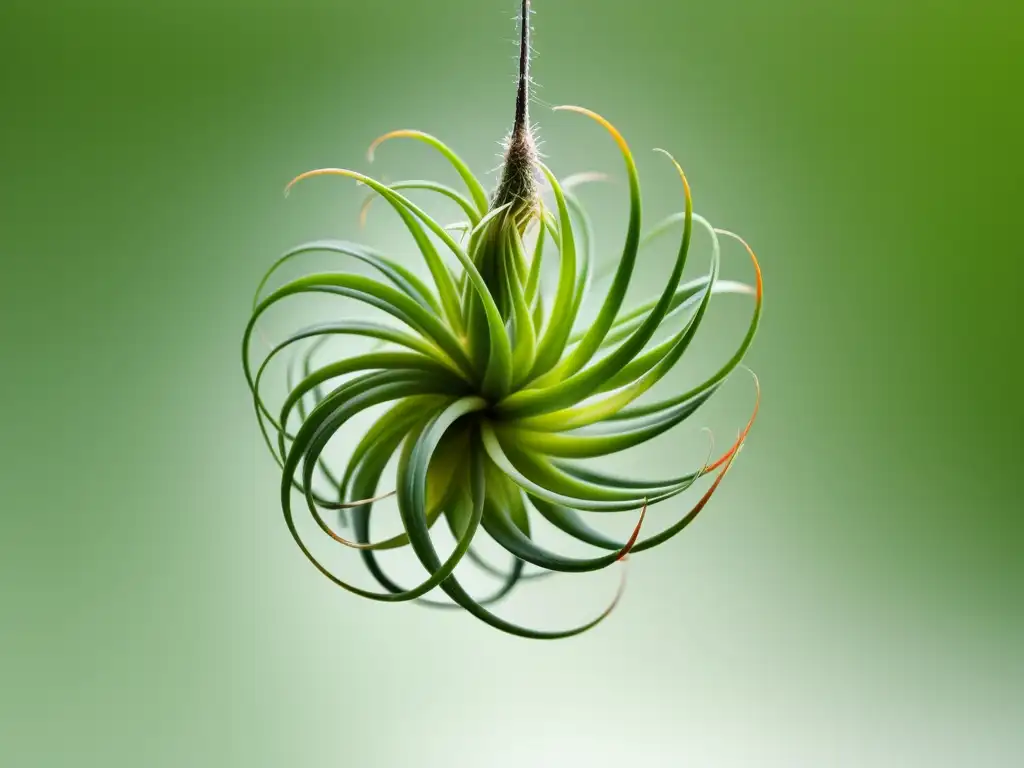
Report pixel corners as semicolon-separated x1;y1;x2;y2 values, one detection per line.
242;0;762;639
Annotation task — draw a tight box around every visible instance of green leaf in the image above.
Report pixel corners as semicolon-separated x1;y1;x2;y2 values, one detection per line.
360;179;481;227
367;129;490;216
526;164;578;379
245;271;474;379
279;352;463;439
251;239;439;314
523;206;546;307
499;434;695;505
480;474;642;573
533;107;643;382
503;389;716;458
481;423;659;512
565;189;595;335
506;227;538;387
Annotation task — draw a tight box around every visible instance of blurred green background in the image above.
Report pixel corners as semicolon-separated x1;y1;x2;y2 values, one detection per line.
1;1;1021;765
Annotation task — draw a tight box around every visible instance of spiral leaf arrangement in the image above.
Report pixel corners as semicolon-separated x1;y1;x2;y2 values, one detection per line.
242;0;762;639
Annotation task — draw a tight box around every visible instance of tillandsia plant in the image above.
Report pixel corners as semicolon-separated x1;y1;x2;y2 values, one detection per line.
242;0;762;639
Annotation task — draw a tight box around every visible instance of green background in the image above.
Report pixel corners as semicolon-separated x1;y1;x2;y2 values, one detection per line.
2;1;1021;765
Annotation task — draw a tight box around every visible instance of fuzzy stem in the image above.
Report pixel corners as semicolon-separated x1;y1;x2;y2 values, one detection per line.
491;0;539;217
513;0;531;141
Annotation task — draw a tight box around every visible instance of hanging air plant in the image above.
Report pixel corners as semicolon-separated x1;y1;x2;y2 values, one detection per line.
242;0;762;639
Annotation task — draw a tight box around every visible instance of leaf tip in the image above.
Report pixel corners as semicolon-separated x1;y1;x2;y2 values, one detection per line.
617;499;648;562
